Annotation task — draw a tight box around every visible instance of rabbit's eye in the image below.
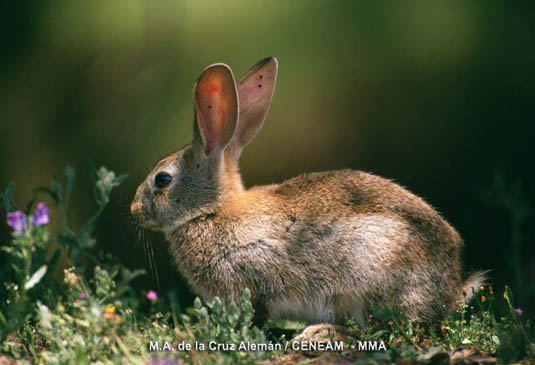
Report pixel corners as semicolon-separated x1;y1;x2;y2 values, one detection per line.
154;172;172;189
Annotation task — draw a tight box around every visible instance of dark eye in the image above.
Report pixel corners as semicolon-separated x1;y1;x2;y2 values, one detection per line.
154;172;172;189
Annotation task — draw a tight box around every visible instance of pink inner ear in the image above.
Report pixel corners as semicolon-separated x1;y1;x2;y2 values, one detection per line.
238;63;276;115
196;75;228;153
210;83;221;93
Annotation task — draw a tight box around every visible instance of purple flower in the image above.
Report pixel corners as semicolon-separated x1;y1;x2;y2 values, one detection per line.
515;307;523;316
79;292;87;300
33;202;49;226
146;290;158;302
7;211;27;234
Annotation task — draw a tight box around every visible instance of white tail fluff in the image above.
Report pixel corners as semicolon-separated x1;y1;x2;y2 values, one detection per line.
461;271;489;302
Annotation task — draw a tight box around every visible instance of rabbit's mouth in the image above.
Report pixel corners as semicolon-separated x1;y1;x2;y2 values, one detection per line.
130;201;162;231
133;216;162;231
138;221;161;231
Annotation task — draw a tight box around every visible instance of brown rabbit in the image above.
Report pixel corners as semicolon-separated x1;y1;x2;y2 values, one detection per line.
131;57;485;327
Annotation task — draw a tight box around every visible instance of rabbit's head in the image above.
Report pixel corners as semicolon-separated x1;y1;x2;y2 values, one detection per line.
131;58;277;231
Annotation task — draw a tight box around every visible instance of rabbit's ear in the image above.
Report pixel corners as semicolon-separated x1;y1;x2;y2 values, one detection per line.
193;64;239;156
226;57;278;162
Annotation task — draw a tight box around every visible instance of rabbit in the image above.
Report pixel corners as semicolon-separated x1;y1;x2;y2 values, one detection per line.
131;57;486;327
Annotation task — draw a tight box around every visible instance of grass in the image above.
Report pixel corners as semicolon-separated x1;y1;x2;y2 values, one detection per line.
0;166;534;364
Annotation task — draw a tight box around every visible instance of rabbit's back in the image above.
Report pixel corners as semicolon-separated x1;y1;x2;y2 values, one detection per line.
275;169;462;255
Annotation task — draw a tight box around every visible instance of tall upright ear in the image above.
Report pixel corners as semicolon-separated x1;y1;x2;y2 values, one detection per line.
193;64;239;157
226;57;278;162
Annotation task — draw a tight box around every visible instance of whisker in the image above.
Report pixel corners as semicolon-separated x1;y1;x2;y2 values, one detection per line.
124;204;161;290
149;243;160;290
142;229;158;289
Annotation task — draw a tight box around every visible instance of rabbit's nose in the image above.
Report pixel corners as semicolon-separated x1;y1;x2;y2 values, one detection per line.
130;201;143;217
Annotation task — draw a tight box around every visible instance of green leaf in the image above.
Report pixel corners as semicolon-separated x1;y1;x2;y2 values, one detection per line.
51;176;64;206
120;268;146;284
64;166;76;193
25;265;48;290
504;285;514;308
114;174;128;185
461;338;473;345
1;182;17;212
77;231;96;249
371;330;386;340
212;297;222;315
92;166;127;206
25;198;38;215
57;234;77;248
109;265;120;280
1;246;14;254
70;247;81;265
0;309;7;328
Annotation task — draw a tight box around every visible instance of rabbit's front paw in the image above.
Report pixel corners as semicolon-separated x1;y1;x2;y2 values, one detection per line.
293;323;347;343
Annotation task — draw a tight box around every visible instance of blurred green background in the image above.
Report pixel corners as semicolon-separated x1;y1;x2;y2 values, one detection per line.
1;1;534;313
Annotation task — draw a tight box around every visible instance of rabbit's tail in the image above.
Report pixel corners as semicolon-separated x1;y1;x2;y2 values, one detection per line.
461;271;489;303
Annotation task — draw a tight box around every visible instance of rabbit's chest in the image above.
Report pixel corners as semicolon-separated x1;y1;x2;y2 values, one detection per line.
168;218;284;297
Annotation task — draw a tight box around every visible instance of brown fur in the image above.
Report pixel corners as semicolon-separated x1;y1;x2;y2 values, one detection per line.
131;58;485;326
